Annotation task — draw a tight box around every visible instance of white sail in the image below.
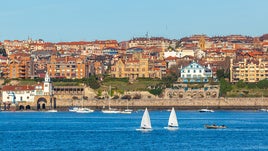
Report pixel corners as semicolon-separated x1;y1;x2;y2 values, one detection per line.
140;108;152;129
168;107;178;127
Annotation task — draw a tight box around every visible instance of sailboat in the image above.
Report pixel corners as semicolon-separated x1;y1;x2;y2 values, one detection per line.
76;96;94;113
198;108;214;112
102;85;120;114
121;99;133;114
198;100;214;112
164;107;178;130
46;109;58;112
136;108;152;131
259;93;268;112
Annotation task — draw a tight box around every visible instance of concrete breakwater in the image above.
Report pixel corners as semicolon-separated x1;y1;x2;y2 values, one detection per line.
55;97;268;110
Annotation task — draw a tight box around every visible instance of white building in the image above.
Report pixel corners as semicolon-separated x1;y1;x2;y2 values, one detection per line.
2;72;53;104
164;49;194;59
2;85;36;104
180;61;212;82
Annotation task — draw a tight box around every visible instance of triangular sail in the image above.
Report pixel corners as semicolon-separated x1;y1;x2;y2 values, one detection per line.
168;107;178;127
141;108;152;129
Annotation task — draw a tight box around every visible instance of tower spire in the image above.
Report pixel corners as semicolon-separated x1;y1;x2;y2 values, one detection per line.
45;71;51;83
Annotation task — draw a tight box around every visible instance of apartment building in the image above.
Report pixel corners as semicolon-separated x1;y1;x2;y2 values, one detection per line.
230;58;268;83
47;55;86;79
128;37;174;50
3;53;32;79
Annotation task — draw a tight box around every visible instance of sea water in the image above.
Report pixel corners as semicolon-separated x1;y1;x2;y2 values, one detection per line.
0;111;267;151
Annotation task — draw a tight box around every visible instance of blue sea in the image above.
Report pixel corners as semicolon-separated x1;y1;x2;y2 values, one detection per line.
0;110;267;151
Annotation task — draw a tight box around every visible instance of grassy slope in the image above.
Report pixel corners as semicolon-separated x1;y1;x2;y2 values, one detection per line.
100;78;162;92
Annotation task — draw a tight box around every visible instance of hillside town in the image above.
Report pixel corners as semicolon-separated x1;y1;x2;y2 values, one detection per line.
1;34;268;111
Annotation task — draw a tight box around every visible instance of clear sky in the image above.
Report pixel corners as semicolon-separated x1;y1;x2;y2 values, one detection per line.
0;0;268;42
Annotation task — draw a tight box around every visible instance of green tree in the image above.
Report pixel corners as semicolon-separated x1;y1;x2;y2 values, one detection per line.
0;48;7;57
236;80;246;88
216;69;225;79
219;78;232;96
149;88;163;96
161;75;178;88
83;76;100;89
257;79;268;89
247;83;256;89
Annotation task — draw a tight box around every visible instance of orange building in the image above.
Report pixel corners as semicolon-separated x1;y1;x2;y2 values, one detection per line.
47;55;87;79
3;53;32;79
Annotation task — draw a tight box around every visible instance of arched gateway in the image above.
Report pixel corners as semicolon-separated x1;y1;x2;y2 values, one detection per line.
37;97;47;110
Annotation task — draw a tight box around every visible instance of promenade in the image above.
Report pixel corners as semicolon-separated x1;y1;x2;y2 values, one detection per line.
55;97;268;110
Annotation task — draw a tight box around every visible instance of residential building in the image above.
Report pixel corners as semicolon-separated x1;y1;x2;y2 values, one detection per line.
230;58;268;83
179;61;213;82
3;53;32;79
128;37;173;50
47;55;86;79
110;53;149;79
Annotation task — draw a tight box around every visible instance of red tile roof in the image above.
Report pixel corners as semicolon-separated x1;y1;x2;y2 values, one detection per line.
2;85;35;91
165;56;178;61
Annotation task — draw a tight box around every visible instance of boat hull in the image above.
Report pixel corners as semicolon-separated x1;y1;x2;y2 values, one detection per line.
76;110;94;113
75;108;94;113
199;109;214;112
46;110;58;112
205;125;226;129
136;128;153;131
164;127;179;130
102;110;121;114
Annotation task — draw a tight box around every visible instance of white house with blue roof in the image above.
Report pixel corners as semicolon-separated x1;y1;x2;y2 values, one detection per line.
180;61;212;82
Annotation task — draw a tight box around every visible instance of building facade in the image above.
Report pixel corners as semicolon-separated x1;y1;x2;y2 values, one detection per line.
110;53;149;79
230;58;268;83
3;54;32;79
47;55;86;79
2;72;55;110
180;61;212;82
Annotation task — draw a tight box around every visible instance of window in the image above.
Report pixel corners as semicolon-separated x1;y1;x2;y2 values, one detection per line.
194;70;196;73
188;70;190;73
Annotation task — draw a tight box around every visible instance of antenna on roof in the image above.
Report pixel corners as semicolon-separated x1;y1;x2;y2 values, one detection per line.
146;32;149;39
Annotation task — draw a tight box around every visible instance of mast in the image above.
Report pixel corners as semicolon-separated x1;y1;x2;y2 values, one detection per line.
109;85;111;109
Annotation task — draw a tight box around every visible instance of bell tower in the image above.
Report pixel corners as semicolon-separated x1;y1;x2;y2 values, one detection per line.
43;72;53;95
199;36;206;50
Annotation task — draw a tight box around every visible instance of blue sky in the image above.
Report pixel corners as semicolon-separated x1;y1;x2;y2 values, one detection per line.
0;0;267;42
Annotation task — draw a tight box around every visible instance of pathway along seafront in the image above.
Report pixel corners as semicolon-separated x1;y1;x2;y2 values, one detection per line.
61;97;268;110
3;97;268;111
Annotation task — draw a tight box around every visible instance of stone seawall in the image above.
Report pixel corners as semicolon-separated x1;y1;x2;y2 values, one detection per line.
55;97;268;110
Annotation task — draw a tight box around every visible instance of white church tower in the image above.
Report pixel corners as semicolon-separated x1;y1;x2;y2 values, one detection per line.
44;72;53;95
